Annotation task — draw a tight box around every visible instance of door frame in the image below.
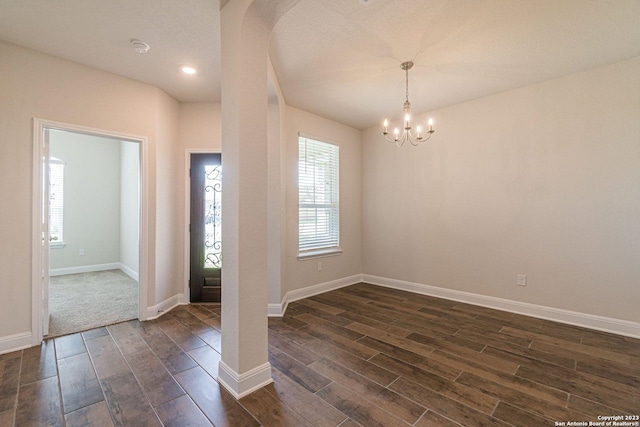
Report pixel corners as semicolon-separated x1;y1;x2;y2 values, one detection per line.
31;118;148;344
183;149;221;303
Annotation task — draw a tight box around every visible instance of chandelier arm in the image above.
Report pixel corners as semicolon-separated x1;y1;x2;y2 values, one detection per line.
383;127;434;145
382;134;396;144
407;129;435;145
408;136;421;146
383;130;408;146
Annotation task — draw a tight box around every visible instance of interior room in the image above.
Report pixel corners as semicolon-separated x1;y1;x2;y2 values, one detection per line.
0;0;638;426
47;129;140;337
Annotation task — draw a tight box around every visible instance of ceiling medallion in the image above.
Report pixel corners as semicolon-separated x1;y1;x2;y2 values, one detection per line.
382;61;435;146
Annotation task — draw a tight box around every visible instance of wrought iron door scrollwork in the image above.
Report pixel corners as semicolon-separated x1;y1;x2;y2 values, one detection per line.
204;165;222;268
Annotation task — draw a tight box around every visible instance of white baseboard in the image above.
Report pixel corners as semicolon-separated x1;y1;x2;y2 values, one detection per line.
362;274;640;339
145;294;185;320
0;332;33;355
119;263;139;281
268;274;362;317
268;303;285;317
49;262;139;280
0;294;182;355
217;360;273;399
50;262;121;277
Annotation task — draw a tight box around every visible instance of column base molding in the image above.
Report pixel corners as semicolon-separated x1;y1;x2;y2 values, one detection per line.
217;360;273;399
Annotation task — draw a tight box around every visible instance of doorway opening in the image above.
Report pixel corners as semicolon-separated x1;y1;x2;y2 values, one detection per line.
32;119;146;343
188;152;222;303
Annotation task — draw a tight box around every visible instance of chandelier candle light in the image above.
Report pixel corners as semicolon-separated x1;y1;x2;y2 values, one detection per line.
382;61;435;146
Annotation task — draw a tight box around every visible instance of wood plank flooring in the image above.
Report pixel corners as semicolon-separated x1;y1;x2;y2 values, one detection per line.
1;283;638;426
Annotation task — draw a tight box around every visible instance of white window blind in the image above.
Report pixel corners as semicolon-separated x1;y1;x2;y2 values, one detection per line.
49;159;64;244
298;135;339;253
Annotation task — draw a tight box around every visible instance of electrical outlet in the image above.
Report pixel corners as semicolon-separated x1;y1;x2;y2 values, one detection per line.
317;261;322;271
517;274;526;286
79;249;85;256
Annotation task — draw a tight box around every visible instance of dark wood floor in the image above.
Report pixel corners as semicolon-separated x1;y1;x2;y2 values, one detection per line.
1;283;638;426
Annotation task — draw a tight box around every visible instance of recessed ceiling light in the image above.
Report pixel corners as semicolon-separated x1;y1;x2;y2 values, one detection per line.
130;39;150;54
181;66;197;75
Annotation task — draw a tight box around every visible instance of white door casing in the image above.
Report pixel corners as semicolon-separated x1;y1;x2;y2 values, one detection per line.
32;118;148;344
42;128;50;336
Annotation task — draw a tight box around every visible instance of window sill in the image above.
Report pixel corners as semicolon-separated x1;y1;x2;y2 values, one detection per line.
297;248;342;261
50;242;66;249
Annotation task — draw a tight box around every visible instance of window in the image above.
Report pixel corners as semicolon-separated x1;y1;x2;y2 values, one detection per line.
298;135;340;257
49;158;64;246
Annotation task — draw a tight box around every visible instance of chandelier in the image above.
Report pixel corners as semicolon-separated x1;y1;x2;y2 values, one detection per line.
382;61;435;146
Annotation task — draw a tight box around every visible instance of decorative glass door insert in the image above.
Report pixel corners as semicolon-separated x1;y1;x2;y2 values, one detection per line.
204;165;222;268
190;153;222;303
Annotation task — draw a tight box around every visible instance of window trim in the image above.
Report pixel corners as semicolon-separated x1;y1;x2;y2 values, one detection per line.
297;247;343;261
49;157;65;246
297;133;341;258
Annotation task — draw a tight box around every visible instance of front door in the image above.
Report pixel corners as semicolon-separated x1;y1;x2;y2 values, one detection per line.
190;153;222;302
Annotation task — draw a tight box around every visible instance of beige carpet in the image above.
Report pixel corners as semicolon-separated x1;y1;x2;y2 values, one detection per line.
48;269;138;337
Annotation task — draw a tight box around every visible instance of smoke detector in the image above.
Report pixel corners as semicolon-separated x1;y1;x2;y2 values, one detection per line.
131;39;150;54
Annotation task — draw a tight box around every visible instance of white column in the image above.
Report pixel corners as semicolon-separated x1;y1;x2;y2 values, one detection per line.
218;0;301;400
217;0;273;398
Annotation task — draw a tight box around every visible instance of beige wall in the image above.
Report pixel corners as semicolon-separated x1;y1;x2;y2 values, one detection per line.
362;57;640;322
179;103;222;151
0;41;177;338
176;100;364;305
153;90;181;305
284;106;362;295
120;140;140;278
0;39;365;348
49;131;121;270
176;102;364;305
3;36;635;349
177;102;222;301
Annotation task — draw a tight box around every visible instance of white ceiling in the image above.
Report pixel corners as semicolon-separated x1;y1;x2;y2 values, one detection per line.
1;0;639;130
0;0;222;102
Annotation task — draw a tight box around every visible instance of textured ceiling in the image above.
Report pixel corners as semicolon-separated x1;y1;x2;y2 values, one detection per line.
0;0;221;103
270;0;640;129
1;0;639;129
